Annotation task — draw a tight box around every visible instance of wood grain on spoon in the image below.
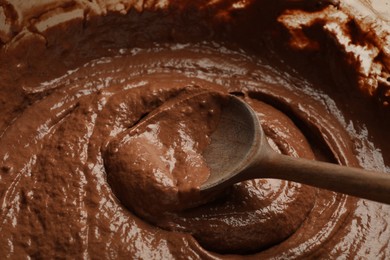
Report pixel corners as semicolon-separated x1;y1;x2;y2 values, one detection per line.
201;94;390;205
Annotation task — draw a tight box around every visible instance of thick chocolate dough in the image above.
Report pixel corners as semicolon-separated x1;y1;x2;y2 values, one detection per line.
0;0;389;259
104;90;227;220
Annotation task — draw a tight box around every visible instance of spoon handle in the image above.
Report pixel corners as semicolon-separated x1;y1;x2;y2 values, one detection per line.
252;153;390;204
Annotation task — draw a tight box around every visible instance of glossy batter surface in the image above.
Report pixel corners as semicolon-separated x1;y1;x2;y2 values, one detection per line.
105;90;227;220
1;41;389;258
1;0;390;258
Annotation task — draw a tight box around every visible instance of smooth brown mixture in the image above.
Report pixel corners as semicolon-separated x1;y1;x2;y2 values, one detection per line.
105;90;227;220
0;0;389;259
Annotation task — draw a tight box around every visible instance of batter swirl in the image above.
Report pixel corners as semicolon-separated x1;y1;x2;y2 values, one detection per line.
1;41;389;258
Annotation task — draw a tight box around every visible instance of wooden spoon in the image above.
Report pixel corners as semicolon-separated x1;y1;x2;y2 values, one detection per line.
201;94;390;204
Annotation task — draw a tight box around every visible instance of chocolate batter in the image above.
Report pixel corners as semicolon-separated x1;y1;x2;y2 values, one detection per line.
0;0;389;259
104;90;227;220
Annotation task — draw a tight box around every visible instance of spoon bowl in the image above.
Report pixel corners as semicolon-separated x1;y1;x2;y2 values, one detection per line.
202;94;262;190
201;95;390;205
